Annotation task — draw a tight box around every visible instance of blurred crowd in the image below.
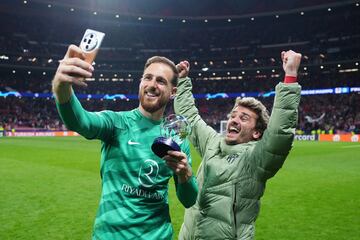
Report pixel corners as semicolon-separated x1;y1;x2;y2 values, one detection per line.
1;92;359;134
0;2;359;135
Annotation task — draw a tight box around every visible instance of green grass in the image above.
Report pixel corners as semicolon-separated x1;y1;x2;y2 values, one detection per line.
0;137;359;239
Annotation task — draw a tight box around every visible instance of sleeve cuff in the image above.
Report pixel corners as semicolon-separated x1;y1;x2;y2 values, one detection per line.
284;76;297;83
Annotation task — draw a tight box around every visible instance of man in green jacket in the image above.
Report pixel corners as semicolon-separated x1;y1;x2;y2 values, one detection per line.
175;50;302;239
52;45;198;239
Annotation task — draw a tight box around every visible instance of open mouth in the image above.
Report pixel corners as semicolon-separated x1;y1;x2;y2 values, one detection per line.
228;126;240;134
226;126;240;138
144;90;159;98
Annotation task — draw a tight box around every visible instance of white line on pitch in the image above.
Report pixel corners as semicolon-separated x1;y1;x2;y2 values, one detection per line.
341;145;360;148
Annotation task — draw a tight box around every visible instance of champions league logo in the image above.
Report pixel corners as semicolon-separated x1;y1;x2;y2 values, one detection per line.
151;114;191;158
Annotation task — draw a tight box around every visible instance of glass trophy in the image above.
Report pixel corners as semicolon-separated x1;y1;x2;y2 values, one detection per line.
151;114;191;158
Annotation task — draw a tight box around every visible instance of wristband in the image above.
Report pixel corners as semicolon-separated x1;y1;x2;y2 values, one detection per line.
284;76;297;83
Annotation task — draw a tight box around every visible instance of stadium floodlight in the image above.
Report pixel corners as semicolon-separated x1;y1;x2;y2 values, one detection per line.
115;14;119;18
0;55;9;60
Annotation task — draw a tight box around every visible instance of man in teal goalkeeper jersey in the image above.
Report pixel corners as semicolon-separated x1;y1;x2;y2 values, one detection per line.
52;45;198;240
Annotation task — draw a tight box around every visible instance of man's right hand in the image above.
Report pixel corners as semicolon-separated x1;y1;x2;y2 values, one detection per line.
52;45;94;103
176;60;190;79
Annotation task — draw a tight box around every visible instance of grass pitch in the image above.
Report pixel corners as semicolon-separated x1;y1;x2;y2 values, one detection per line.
0;137;359;239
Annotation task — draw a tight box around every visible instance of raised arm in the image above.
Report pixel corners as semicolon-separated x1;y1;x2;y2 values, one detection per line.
253;50;302;180
52;45;114;141
174;61;218;157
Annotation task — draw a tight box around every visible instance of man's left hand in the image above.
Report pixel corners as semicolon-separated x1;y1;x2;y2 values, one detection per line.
163;150;192;183
176;61;190;78
281;50;302;77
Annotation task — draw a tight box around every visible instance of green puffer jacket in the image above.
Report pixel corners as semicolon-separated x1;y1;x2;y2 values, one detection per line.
174;77;301;240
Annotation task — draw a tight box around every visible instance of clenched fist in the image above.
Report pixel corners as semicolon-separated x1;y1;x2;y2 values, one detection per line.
176;60;190;79
281;50;302;77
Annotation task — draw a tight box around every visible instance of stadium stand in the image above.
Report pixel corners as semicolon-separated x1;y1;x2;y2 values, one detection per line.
0;0;359;134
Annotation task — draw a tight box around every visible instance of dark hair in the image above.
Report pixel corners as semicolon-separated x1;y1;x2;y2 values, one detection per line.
144;56;179;86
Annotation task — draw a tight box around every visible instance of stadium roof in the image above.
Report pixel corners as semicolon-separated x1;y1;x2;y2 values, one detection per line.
1;0;356;18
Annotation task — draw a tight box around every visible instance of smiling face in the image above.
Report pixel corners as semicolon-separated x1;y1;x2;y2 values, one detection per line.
225;105;261;145
138;62;176;114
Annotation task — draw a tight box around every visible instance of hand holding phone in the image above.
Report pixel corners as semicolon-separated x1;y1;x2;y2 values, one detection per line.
52;29;105;102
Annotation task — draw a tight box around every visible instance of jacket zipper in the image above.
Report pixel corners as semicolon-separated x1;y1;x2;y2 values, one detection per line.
232;185;237;238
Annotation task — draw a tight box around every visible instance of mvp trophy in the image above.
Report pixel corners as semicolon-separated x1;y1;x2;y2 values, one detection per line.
152;114;191;158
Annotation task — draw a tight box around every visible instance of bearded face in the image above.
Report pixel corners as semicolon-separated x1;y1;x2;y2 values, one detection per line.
225;105;261;145
139;83;170;113
138;62;176;114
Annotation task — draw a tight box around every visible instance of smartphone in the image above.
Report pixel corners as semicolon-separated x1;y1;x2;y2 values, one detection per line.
79;29;105;64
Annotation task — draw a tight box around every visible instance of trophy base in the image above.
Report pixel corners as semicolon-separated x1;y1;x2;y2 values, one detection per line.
151;137;181;158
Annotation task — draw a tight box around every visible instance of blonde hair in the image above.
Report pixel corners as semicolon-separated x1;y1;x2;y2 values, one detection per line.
232;97;270;138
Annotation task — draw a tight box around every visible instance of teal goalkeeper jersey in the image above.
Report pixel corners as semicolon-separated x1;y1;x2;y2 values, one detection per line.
56;93;198;240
